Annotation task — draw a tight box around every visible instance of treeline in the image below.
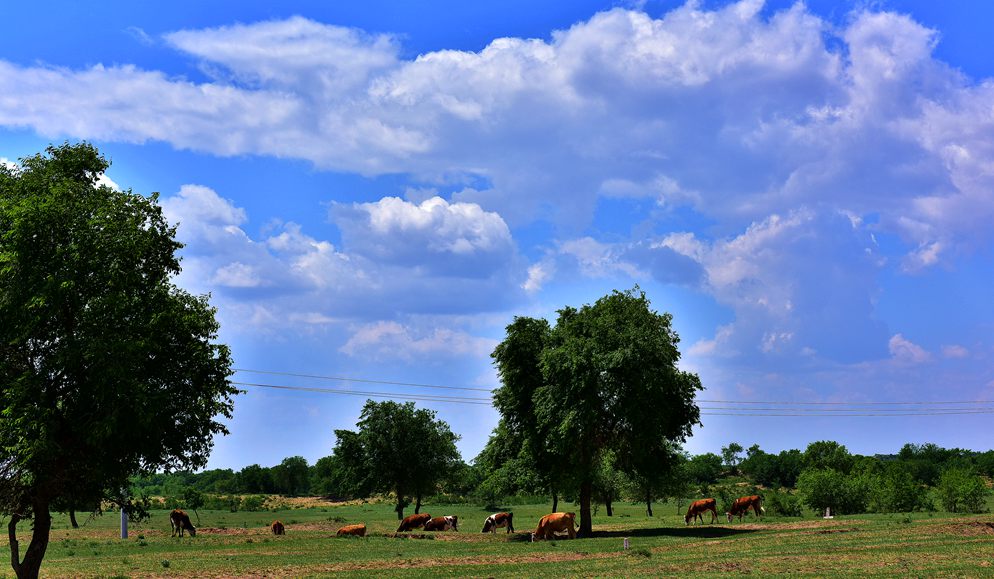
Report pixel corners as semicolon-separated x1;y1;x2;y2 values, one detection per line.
131;439;994;516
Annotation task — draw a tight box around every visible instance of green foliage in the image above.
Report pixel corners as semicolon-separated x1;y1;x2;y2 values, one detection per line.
796;468;870;515
491;288;703;534
721;443;744;469
764;488;803;517
937;468;989;513
271;456;310;497
0;142;236;577
332;400;461;518
684;453;723;485
803;441;854;474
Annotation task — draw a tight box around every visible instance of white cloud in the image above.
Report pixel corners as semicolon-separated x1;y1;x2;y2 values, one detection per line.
522;262;552;293
941;344;969;359
339;320;497;361
331;196;516;277
160;184;526;328
0;2;990;258
888;333;931;364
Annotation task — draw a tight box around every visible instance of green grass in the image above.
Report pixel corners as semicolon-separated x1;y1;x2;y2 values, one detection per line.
2;500;993;577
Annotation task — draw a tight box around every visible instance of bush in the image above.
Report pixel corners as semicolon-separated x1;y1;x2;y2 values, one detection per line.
937;468;990;513
765;488;803;517
796;468;870;515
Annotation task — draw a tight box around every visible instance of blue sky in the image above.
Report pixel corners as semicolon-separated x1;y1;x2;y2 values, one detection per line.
3;1;994;471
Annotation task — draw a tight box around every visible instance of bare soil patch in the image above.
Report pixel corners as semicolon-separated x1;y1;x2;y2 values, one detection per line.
938;521;994;536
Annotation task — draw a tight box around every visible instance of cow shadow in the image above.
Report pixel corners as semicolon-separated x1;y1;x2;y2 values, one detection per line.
505;526;754;542
591;526;755;539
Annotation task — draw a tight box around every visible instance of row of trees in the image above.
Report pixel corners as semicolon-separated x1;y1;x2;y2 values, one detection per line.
131;437;993;517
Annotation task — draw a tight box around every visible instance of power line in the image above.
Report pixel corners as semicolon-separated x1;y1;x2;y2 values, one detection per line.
232;381;492;405
233;367;994;407
233;380;994;416
232;368;493;393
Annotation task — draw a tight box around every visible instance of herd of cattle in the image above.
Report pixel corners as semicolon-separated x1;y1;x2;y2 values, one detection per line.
167;496;763;541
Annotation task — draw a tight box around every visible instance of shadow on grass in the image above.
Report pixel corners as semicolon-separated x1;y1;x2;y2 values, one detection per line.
505;526;755;542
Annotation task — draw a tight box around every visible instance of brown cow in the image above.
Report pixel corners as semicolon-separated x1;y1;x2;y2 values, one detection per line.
726;495;765;522
685;498;718;525
397;512;432;532
531;512;576;541
482;512;514;533
169;509;196;537
424;515;459;531
271;520;285;535
337;523;367;537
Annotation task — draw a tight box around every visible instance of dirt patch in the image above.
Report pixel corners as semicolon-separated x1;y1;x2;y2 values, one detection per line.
701;561;751;573
937;521;994;536
731;519;866;531
812;527;859;535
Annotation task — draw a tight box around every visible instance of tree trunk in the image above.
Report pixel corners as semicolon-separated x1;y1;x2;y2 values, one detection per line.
69;510;79;529
414;494;422;515
578;479;593;537
645;491;653;517
605;497;613;517
9;499;53;579
551;490;558;513
395;497;405;520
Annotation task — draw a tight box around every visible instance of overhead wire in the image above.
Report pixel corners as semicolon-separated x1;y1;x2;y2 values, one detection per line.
231;375;994;416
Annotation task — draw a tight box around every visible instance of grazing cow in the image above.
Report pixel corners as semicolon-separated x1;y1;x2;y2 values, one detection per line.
397;513;432;532
482;512;514;534
726;495;765;522
531;512;577;541
337;523;367;537
685;498;719;525
424;515;459;531
271;520;285;535
169;509;196;537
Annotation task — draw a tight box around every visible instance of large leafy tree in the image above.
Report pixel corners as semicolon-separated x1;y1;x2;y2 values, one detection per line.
493;288;702;536
333;400;460;519
490;316;567;510
0;143;236;579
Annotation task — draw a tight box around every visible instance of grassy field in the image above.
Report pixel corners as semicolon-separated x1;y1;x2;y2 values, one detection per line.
2;499;993;577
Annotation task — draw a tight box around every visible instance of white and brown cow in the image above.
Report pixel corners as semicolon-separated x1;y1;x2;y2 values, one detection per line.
726;495;765;522
169;509;196;537
482;512;514;534
424;515;459;531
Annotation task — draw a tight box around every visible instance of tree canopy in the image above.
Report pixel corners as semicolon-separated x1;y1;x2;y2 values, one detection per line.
0;143;236;579
491;287;702;536
332;399;461;519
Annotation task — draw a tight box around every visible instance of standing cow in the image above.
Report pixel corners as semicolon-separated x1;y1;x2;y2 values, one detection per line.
397;513;432;532
685;498;719;525
169;509;196;537
482;512;514;534
726;495;765;522
531;512;576;541
271;520;285;535
424;515;459;531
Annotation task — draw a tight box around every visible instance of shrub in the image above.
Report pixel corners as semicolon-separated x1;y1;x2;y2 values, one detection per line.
937;468;990;513
765;489;803;517
796;468;870;515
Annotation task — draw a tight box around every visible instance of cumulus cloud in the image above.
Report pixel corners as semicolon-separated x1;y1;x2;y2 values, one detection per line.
339;320;497;361
331;196;515;277
0;2;991;261
888;333;932;364
160;184;526;324
941;344;969;359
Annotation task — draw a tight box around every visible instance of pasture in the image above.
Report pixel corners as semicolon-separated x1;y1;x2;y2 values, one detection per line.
2;500;993;577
